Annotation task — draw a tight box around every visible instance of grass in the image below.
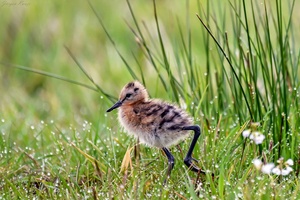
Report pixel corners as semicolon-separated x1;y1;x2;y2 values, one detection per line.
1;0;300;199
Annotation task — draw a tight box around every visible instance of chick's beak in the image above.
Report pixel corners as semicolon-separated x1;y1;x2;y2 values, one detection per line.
106;100;122;112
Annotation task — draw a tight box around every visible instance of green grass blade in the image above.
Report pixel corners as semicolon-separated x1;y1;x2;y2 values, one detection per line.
196;14;253;120
1;62;98;92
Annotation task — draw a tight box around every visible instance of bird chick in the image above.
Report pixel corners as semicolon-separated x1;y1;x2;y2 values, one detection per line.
107;81;204;181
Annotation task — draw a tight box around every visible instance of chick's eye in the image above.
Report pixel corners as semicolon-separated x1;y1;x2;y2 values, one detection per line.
126;93;132;98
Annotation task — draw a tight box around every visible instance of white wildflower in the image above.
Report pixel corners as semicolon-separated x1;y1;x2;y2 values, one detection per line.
242;129;251;138
271;158;294;176
286;166;293;173
272;166;281;175
281;169;291;176
285;159;294;166
252;159;262;169
249;131;265;144
253;158;274;174
261;163;275;174
243;128;265;144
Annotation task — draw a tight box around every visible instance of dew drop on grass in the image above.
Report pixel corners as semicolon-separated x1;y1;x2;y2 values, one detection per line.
1;119;4;123
30;125;35;130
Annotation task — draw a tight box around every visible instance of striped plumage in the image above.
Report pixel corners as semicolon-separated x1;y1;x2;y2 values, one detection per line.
119;99;193;148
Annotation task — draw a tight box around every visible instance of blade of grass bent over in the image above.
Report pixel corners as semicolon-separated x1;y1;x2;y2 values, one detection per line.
0;62;97;92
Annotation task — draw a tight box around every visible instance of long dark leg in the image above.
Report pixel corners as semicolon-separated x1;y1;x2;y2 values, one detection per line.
182;125;205;174
162;147;175;184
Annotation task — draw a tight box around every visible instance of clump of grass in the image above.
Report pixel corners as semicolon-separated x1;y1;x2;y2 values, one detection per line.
1;0;299;199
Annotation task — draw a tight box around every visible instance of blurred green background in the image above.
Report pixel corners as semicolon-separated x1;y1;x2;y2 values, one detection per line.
0;0;207;121
1;0;300;120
